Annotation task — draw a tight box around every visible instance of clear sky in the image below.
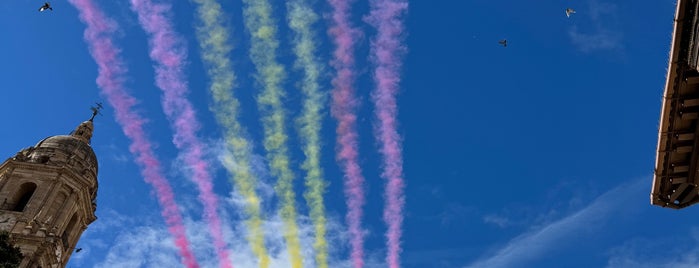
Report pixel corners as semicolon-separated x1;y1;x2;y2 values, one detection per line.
0;0;688;267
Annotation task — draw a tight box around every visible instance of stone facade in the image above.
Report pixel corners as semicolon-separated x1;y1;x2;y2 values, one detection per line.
0;120;98;267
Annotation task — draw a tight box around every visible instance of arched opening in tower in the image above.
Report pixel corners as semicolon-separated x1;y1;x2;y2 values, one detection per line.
62;213;79;249
10;182;37;212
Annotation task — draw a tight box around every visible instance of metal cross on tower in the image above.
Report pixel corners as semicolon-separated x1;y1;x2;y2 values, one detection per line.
89;102;103;122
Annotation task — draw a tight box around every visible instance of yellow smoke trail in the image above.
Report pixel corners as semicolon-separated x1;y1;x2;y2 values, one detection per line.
241;0;304;267
286;1;329;267
191;0;270;267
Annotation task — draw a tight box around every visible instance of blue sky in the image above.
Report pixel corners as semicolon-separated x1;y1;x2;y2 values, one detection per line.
0;0;690;267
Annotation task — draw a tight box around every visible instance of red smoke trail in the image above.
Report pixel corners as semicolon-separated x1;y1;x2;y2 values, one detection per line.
366;0;408;267
327;0;366;267
68;0;199;267
129;1;232;267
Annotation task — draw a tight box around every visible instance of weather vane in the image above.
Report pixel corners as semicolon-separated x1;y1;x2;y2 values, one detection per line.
89;102;103;122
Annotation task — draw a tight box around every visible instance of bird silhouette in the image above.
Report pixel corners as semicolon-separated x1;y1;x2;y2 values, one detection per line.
39;2;53;12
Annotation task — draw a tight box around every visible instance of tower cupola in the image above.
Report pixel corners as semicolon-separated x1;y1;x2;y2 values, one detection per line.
0;110;101;268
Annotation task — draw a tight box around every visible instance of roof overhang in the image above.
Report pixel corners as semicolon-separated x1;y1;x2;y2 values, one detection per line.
652;0;699;208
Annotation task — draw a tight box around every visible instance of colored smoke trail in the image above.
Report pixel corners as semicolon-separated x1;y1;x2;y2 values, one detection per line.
67;0;199;267
327;0;366;267
129;1;232;267
191;0;271;267
241;0;304;267
286;1;329;267
366;0;408;267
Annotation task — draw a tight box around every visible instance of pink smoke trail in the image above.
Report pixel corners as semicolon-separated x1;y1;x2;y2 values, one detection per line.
366;0;408;267
67;0;199;267
327;0;366;267
129;1;232;267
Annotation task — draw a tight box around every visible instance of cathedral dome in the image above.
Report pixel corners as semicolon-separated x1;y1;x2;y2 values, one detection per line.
0;114;101;267
20;121;99;185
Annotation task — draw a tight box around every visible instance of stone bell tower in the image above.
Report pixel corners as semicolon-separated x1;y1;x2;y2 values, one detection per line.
0;115;99;267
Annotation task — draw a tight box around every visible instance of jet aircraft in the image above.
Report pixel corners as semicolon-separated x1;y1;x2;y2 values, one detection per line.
39;2;52;12
498;39;507;47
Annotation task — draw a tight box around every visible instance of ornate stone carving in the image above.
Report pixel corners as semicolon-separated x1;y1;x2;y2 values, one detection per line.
0;117;99;267
12;146;34;162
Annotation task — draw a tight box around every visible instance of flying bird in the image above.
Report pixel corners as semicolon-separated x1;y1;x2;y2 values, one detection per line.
38;2;53;12
498;39;507;47
565;8;576;18
75;248;82;253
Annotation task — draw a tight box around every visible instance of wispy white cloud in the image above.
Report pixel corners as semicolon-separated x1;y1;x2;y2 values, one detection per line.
606;229;699;268
69;141;386;268
482;214;511;228
568;0;623;52
464;178;645;268
216;142;276;209
406;247;474;268
433;202;473;227
97;142;131;164
569;27;621;52
81;204;371;267
480;181;595;230
68;208;136;266
96;225;182;268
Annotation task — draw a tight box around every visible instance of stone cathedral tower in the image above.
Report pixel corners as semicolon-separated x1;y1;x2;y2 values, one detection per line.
0;117;99;268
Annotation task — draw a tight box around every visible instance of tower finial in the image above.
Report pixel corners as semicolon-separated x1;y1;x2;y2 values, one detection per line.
71;102;101;143
89;102;103;122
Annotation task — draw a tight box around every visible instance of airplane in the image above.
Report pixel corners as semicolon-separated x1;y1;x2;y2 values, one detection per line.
75;248;82;253
498;39;507;47
39;2;53;12
565;8;576;18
